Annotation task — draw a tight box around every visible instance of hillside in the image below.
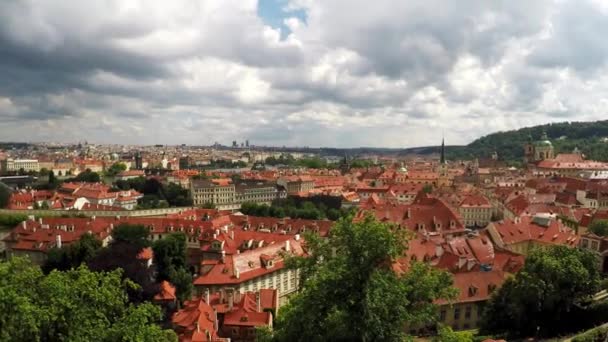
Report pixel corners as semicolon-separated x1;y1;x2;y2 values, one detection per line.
401;120;608;163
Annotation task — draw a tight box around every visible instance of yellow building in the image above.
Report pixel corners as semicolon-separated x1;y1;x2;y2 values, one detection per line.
436;271;507;331
486;215;579;256
459;194;493;228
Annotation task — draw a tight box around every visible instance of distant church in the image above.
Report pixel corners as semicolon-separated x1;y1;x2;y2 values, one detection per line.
438;138;452;187
524;131;554;164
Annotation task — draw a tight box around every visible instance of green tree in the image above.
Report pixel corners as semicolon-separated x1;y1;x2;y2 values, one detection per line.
153;233;187;281
0;213;28;227
422;184;433;194
0;182;10;209
111;224;151;249
0;257;176;342
433;325;473;342
106;162;127;176
201;201;216;209
153;233;192;303
480;246;601;338
589;220;608;237
72;169;101;182
43;233;102;273
167;267;193;304
273;216;456;342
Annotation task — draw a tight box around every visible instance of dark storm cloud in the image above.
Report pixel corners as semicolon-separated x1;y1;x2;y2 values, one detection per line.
0;0;607;147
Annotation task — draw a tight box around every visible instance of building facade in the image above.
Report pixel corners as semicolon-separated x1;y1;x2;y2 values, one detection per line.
1;159;40;173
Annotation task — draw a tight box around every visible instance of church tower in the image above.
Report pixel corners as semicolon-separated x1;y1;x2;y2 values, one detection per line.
438;138;451;187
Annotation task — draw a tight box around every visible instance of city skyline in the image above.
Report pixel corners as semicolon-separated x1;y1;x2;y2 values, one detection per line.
2;1;608;148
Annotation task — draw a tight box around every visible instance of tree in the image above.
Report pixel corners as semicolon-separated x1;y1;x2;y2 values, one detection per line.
0;257;176;342
433;325;473;342
43;233;102;273
589;220;608;237
88;241;158;304
422;184;433;194
46;170;59;190
111;224;151;250
167;267;193;304
0;182;9;209
106;162;127;176
201;202;216;209
72;169;101;182
153;233;187;281
480;246;601;338
273;216;456;342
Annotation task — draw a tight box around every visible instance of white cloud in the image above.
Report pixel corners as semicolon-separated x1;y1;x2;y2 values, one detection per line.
0;0;607;147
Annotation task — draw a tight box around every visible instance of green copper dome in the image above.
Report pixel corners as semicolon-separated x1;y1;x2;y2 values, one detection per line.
534;131;552;147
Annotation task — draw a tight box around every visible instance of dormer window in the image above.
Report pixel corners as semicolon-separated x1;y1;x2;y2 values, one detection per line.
468;286;478;297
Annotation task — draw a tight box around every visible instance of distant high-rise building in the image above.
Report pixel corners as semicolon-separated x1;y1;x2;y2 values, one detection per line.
245;140;249;147
232;140;238;148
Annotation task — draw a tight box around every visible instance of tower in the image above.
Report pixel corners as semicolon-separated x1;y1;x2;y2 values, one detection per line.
533;131;554;161
438;138;451;187
134;152;143;169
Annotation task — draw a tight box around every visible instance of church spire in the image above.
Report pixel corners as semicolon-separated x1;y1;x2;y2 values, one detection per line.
440;137;446;164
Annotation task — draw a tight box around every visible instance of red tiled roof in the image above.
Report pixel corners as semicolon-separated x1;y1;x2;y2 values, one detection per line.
154;281;177;301
436;270;508;305
491;216;578;247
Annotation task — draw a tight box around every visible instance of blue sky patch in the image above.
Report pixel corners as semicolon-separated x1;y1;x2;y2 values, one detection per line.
257;0;307;39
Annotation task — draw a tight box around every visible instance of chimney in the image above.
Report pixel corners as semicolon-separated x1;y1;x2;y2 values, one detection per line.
435;244;444;257
56;235;62;249
213;308;219;332
204;288;210;304
235;268;240;279
285;240;291;252
22;221;26;229
221;250;226;263
294;234;300;241
230;230;234;240
227;288;234;310
406;207;411;219
38;218;43;224
256;292;261;312
196;322;200;333
91;216;96;221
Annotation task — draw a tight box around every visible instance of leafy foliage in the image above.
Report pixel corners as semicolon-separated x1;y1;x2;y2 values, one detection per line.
0;182;10;209
454;120;608;161
0;213;28;227
116;177;192;208
88;241;158;304
240;196;354;221
106;162;127;176
272;216;456;342
433;325;473;342
111;224;151;250
67;169;101;183
480;246;601;338
0;257;176;342
588;220;608;237
43;233;102;273
152;233;193;303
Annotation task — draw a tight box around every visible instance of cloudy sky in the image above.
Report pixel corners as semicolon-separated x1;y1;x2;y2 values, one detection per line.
1;0;608;147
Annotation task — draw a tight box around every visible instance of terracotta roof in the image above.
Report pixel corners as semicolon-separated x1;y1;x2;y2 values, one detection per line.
154;281;177;301
436;270;508;305
491;216;578;247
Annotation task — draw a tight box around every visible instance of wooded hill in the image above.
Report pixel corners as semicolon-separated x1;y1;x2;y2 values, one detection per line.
400;120;608;163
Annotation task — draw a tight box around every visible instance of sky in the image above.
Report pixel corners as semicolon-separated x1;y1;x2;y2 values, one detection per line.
1;0;608;148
